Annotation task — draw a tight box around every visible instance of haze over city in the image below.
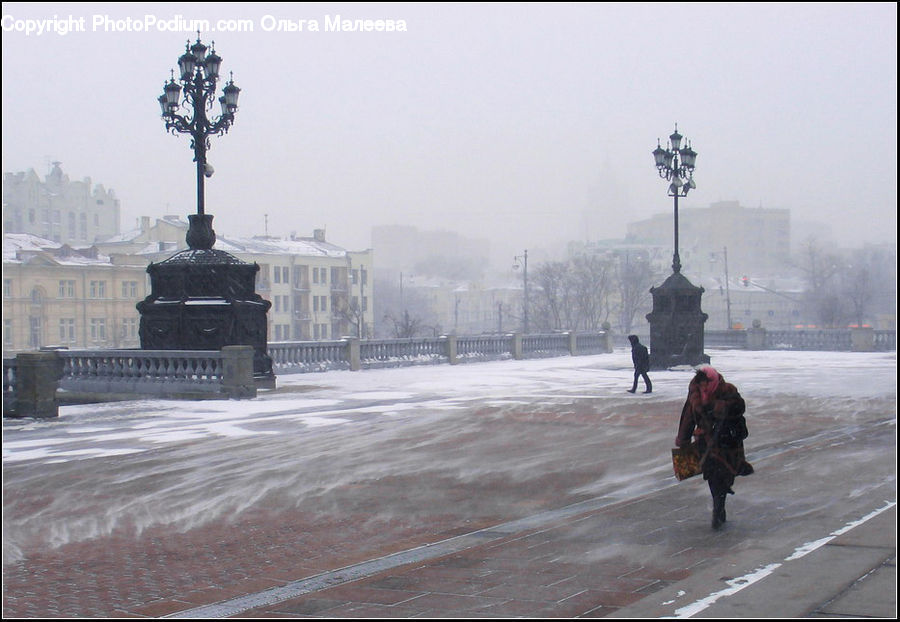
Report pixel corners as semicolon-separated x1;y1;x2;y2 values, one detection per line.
2;2;897;266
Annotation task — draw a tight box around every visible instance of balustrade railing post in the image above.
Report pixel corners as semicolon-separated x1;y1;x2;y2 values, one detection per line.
850;326;875;352
445;335;458;365
221;346;257;399
13;351;62;418
567;331;577;356
511;332;523;360
747;327;767;350
344;337;361;371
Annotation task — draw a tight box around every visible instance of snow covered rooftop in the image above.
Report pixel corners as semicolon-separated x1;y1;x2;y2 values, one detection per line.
2;234;112;266
215;235;349;258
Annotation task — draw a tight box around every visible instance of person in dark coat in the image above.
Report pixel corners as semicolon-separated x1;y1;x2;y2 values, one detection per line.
627;335;652;393
676;367;753;529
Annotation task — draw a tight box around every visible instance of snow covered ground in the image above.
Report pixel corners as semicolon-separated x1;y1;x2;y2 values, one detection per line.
2;348;895;567
3;348;896;465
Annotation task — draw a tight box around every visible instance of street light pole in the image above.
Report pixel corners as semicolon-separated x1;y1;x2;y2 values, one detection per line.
142;34;273;382
514;250;529;334
722;246;732;330
158;33;241;250
653;124;697;274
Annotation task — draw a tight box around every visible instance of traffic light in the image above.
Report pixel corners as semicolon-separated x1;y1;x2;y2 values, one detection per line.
742;276;749;287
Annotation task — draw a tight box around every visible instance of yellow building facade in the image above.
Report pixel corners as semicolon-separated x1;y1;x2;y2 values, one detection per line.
3;235;149;353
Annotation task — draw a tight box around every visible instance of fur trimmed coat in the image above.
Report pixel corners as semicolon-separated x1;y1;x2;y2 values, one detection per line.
676;370;752;484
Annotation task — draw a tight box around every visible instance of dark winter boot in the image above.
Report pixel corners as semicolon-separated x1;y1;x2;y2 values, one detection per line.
711;494;726;530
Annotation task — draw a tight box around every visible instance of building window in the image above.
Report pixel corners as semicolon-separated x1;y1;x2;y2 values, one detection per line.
90;318;107;341
29;316;41;348
121;281;137;298
4;319;12;345
121;318;137;340
59;280;76;298
90;281;107;298
59;318;76;343
3;279;11;298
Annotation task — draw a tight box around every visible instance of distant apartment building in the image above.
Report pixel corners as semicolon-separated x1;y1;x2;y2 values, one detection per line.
5;222;375;352
97;219;376;342
3;163;121;245
627;200;791;277
2;234;149;353
214;230;374;341
698;275;806;330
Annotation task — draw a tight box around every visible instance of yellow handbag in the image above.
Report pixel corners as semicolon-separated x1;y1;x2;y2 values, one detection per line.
672;442;702;481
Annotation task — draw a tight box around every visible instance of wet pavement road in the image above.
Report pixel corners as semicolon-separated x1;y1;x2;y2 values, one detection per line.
2;349;896;617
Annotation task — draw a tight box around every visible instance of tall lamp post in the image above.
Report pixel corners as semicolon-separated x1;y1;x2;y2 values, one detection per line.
653;125;697;275
139;35;273;384
710;246;733;330
645;124;709;369
513;250;529;334
158;34;240;249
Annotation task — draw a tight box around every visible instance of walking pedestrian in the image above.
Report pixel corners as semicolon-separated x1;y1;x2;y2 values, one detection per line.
675;367;753;529
627;335;652;393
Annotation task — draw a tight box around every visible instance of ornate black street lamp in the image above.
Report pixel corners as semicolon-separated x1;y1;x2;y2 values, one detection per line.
157;34;240;249
653;124;697;274
139;35;273;384
645;124;709;369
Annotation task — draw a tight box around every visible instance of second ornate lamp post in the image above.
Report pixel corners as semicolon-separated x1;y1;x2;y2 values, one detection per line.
645;124;709;369
653;124;697;275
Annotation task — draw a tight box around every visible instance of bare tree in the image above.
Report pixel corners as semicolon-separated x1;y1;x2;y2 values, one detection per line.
384;309;424;338
374;272;439;338
334;297;364;338
530;256;613;332
796;238;846;328
840;245;896;328
615;253;656;334
570;254;613;331
531;261;572;331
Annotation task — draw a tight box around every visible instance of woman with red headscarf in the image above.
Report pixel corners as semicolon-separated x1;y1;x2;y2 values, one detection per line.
676;366;753;529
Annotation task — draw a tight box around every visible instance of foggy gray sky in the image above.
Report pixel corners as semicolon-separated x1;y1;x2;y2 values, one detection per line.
2;2;897;263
